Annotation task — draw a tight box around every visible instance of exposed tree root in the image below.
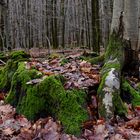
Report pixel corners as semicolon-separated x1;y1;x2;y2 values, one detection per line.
122;78;140;107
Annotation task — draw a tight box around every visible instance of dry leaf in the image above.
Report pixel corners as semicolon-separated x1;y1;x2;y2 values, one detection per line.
3;128;14;135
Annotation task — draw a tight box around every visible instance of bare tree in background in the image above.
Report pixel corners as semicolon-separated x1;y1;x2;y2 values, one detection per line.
0;0;103;52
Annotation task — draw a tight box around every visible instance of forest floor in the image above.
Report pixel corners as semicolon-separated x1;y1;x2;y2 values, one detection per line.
0;49;140;140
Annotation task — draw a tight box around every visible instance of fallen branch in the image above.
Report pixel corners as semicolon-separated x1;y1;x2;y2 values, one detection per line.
0;59;6;65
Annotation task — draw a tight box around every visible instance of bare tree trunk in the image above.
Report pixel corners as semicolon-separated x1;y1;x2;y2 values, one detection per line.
61;0;65;48
91;0;100;53
100;0;113;48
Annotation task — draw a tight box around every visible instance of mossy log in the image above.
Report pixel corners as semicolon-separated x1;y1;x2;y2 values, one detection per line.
0;51;30;92
98;33;127;120
3;59;88;135
122;79;140;107
80;54;104;65
89;54;104;65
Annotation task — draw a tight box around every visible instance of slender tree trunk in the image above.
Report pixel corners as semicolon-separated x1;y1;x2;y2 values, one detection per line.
91;0;100;53
61;0;65;48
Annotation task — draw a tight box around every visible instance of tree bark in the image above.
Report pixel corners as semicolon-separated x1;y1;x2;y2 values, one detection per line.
98;32;127;120
122;78;140;107
98;0;140;120
91;0;100;53
111;0;124;33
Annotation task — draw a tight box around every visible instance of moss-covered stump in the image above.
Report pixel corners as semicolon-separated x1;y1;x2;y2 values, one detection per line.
5;62;88;135
0;51;30;92
98;33;127;120
122;79;140;107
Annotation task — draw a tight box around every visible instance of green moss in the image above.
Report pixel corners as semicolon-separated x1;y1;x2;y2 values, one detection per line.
10;50;30;61
122;79;140;107
136;83;140;92
97;72;108;117
6;62;88;135
0;51;30;91
6;62;41;107
105;33;124;64
60;58;69;66
101;62;121;76
0;52;4;58
97;72;108;98
0;52;8;62
79;54;104;65
18;85;47;120
53;74;66;86
97;32;126;119
48;53;60;59
3;50;88;135
0;60;18;91
113;93;127;115
89;54;104;65
58;90;88;135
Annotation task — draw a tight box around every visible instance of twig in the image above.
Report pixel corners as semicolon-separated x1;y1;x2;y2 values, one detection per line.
0;59;6;65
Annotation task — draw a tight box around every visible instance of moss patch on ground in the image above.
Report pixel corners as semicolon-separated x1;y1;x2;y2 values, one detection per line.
4;58;88;136
0;60;18;91
0;51;30;92
10;50;30;61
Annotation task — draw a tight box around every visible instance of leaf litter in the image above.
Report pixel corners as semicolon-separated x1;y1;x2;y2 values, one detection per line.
0;100;139;140
0;51;140;139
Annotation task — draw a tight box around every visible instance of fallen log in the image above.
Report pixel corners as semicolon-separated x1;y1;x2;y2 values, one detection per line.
89;54;104;65
98;32;127;120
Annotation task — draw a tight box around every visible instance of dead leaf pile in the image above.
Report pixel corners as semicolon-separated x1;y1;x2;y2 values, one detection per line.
0;101;84;140
82;116;140;140
1;52;140;139
0;100;140;140
26;55;100;89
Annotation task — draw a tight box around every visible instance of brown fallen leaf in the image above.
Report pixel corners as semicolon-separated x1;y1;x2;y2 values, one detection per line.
0;92;5;100
91;95;98;108
17;129;34;140
83;120;95;130
83;129;93;137
16;116;31;128
125;118;140;130
81;67;91;73
3;128;14;135
89;74;100;82
49;59;59;66
97;119;105;125
135;106;140;117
